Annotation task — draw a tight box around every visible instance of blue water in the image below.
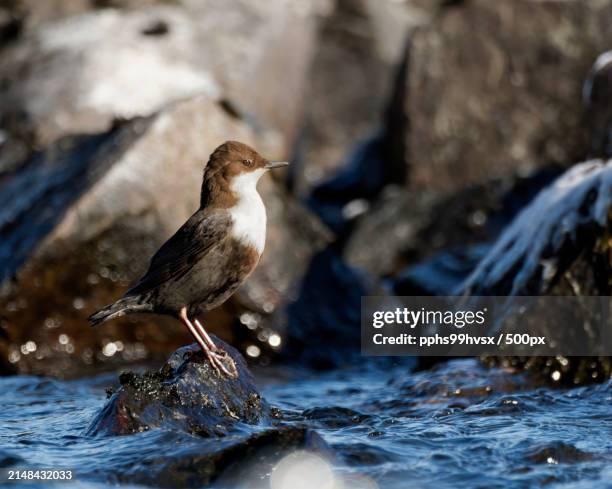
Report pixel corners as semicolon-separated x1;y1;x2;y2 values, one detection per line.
1;359;612;488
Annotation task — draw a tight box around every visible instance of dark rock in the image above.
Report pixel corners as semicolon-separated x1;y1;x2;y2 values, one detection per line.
386;0;612;194
280;247;381;369
291;0;430;196
584;51;612;158
302;406;372;429
341;187;439;276
87;339;335;487
0;3;24;45
141;19;169;36
0;95;313;376
0;450;22;468
344;166;563;278
481;356;612;388
306;134;399;236
113;426;332;488
524;441;595;465
86;338;271;437
392;245;490;296
459;160;612;385
336;442;398;467
0;109;38;175
282;168;565;369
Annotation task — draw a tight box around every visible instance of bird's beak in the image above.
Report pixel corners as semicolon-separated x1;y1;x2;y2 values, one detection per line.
265;160;289;170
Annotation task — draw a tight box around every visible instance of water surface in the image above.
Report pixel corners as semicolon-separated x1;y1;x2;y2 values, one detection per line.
1;359;611;488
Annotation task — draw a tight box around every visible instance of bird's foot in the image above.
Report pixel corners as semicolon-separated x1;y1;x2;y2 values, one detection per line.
204;348;238;379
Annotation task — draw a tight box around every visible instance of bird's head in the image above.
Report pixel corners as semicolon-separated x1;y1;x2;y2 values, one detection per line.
200;141;288;207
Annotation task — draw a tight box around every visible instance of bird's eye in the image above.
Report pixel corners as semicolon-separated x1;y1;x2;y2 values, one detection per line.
242;159;254;167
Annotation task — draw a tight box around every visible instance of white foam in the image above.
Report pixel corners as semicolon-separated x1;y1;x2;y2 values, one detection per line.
459;160;612;295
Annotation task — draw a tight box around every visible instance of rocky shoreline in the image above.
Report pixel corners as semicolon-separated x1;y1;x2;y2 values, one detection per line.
1;0;611;388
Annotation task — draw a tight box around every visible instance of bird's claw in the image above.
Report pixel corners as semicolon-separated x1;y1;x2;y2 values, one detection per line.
204;348;238;379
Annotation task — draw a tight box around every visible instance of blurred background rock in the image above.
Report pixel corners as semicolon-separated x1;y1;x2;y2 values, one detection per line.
1;0;611;383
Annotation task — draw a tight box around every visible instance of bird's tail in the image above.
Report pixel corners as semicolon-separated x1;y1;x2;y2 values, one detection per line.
89;296;148;327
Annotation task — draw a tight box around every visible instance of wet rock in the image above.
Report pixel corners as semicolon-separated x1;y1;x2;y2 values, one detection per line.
386;0;612;194
384;358;539;415
86;339;271;436
481;356;612;388
114;426;332;488
460;161;612;296
459;160;612;385
0;94;288;376
336;442;398;467
0;450;22;468
87;339;335;487
302;406;372;429
524;441;595;465
0;0;326;172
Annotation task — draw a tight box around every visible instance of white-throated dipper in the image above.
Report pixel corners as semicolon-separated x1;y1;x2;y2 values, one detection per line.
89;141;288;378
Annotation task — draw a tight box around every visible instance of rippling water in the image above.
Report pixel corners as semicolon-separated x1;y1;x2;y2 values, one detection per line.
1;359;611;488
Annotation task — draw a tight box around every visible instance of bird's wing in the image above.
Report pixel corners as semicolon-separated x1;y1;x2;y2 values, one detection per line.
125;210;231;295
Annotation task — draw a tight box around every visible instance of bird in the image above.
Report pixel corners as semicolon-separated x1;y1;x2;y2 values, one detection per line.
88;141;288;378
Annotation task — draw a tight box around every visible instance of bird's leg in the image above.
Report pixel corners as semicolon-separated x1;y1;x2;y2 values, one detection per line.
193;318;216;350
194;318;238;378
179;308;236;378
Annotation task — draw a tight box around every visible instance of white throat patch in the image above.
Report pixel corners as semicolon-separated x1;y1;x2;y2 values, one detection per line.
229;169;267;254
